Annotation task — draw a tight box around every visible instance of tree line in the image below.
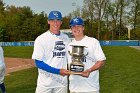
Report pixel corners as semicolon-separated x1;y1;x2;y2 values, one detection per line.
0;0;140;42
68;0;140;40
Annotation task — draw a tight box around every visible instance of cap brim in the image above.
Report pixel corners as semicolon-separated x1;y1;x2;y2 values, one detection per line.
48;19;62;21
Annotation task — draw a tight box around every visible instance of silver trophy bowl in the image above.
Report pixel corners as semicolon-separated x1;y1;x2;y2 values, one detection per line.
71;45;85;57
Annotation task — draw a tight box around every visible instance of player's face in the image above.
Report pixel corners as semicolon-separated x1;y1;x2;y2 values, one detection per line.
71;25;84;37
48;19;62;32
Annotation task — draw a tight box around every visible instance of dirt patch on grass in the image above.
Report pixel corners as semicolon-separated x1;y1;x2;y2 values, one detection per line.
4;57;35;75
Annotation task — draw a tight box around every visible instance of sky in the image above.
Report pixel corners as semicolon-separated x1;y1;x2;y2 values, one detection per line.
3;0;84;17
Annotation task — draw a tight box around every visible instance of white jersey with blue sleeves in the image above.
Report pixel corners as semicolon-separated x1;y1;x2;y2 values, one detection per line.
32;31;70;88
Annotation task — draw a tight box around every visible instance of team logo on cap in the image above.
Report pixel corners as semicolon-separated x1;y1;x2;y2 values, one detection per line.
73;18;79;23
53;12;59;18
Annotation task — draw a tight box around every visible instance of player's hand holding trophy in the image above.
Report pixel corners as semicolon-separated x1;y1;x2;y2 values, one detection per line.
69;45;88;75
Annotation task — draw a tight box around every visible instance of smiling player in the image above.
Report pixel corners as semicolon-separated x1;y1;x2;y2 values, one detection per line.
32;11;70;93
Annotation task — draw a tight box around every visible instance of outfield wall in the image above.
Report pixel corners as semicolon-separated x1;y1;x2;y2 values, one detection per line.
100;40;139;46
0;40;139;46
0;41;34;46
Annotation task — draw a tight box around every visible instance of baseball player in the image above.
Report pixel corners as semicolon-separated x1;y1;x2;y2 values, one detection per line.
67;17;106;93
0;46;6;93
32;11;71;93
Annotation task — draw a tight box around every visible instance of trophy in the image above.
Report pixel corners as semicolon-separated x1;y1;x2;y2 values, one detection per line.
69;45;88;74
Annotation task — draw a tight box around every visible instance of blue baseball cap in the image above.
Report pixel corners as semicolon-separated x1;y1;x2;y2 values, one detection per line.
48;11;62;20
69;17;84;27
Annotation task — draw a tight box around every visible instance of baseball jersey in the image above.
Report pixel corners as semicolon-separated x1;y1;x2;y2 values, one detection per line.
0;46;6;84
0;47;5;68
32;31;70;88
67;36;106;92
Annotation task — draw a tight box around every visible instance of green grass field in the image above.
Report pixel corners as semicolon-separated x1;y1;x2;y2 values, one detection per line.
3;46;33;58
3;46;140;93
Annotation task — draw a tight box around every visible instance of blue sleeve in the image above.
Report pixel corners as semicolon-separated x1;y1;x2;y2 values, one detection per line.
35;59;60;74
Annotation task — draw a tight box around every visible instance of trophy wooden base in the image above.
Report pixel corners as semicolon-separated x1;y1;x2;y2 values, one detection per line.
70;71;83;75
69;62;84;75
